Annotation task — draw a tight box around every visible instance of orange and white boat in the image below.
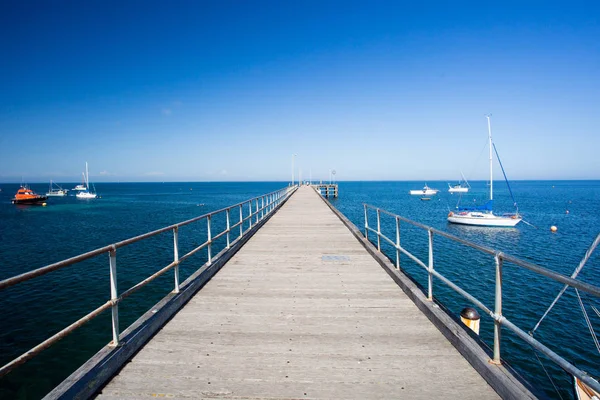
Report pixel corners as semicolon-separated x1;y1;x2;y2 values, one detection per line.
11;186;48;205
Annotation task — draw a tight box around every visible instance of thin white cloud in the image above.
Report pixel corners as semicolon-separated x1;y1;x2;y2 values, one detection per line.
99;171;113;176
220;169;228;175
162;108;172;116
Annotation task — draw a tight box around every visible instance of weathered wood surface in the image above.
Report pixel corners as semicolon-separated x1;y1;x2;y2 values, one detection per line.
97;186;499;399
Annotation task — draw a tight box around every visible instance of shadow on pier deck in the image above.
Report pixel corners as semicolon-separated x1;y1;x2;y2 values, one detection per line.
52;186;534;399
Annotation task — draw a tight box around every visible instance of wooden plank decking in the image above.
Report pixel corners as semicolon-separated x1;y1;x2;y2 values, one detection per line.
97;186;500;399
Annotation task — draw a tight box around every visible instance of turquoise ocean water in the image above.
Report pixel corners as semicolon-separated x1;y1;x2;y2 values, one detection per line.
0;181;599;399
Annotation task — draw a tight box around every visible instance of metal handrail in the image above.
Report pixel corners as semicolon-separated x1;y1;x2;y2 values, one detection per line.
363;203;600;394
0;186;296;378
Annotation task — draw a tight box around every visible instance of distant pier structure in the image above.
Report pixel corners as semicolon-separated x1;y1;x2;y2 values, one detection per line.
313;183;338;198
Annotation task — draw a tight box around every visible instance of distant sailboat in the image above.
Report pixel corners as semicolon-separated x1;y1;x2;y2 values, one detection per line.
73;173;87;191
447;116;521;227
448;172;470;193
76;162;97;199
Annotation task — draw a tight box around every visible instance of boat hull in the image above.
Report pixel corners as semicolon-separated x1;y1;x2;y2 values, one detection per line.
574;376;600;400
76;192;97;199
410;190;438;196
46;191;68;197
448;212;521;227
448;187;469;193
12;196;48;205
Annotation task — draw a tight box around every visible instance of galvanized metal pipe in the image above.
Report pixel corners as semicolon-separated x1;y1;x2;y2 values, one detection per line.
109;248;119;346
226;209;230;249
395;216;400;270
0;301;112;378
376;208;381;251
428;229;433;301
173;227;180;293
239;204;243;238
364;204;369;241
493;253;503;364
248;202;252;229
207;215;212;265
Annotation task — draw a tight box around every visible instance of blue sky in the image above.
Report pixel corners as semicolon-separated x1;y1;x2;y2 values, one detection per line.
1;1;599;182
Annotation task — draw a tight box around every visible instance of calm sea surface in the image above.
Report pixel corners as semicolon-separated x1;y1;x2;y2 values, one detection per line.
0;181;599;399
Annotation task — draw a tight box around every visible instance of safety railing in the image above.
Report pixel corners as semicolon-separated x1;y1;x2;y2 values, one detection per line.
363;203;600;394
0;186;296;378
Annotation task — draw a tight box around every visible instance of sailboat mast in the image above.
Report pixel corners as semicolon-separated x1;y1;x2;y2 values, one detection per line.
486;115;493;201
85;162;89;189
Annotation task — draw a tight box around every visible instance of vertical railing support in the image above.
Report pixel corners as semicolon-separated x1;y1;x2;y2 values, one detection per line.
395;216;400;270
226;209;230;249
239;204;243;237
255;199;259;223
364;204;369;241
427;229;434;301
173;227;180;293
376;209;381;251
261;196;264;220
207;215;212;265
492;253;503;364
248;202;253;229
109;247;119;346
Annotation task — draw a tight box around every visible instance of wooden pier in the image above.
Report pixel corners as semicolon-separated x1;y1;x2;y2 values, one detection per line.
88;186;532;399
314;183;338;198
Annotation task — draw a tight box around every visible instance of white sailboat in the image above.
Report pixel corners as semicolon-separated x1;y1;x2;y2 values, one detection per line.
46;180;68;196
73;173;87;191
448;172;470;193
76;162;97;199
447;116;521;227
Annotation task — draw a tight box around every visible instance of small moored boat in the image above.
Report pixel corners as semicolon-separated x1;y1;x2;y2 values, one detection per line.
410;184;439;196
76;162;97;199
12;186;48;205
46;180;69;197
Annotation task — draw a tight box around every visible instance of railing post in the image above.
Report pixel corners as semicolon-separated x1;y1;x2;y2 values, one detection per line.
226;209;230;249
248;202;252;229
207;215;212;265
428;229;433;301
261;196;264;219
493;253;503;364
364;204;369;241
255;199;259;223
109;247;119;346
395;216;400;270
239;204;243;237
376;209;381;251
173;227;180;293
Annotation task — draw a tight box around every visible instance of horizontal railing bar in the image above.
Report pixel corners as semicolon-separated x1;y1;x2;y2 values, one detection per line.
499;317;600;394
364;203;600;296
118;261;178;302
212;230;227;242
230;221;242;230
366;226;428;270
0;300;112;378
379;233;396;248
178;240;210;264
500;253;600;297
0;247;112;290
1;188;290;291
